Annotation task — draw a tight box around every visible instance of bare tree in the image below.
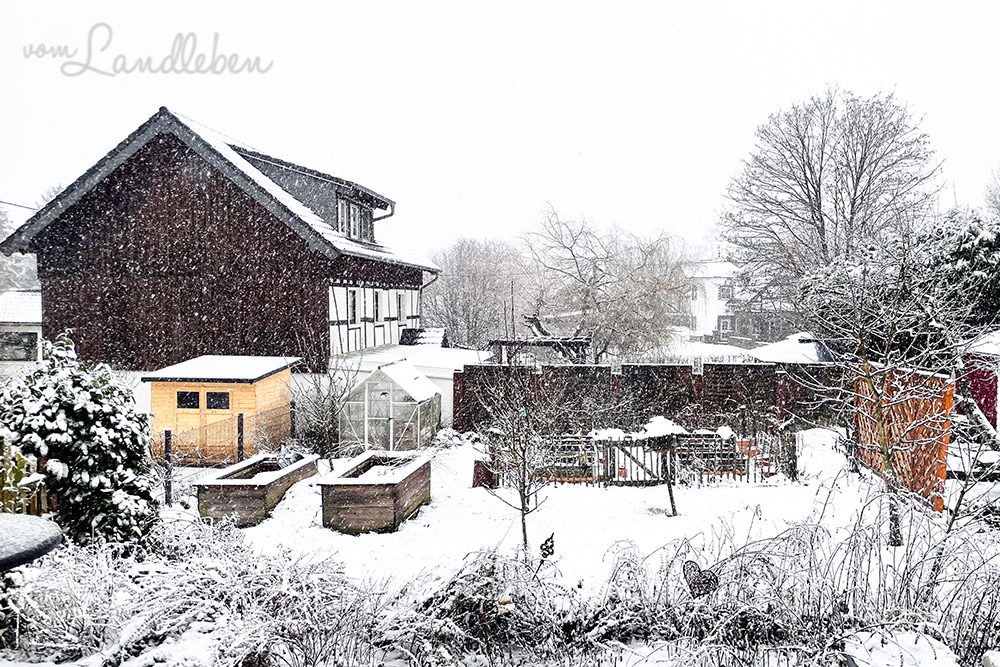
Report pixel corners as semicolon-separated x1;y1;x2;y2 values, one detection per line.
986;169;1000;222
723;88;941;308
523;209;689;362
423;238;522;348
0;208;39;290
471;364;627;554
290;331;362;458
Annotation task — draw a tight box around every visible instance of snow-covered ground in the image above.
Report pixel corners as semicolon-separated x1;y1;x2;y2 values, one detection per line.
6;427;986;667
204;429;863;593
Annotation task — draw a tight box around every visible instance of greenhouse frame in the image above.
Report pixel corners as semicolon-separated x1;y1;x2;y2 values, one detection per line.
339;361;442;451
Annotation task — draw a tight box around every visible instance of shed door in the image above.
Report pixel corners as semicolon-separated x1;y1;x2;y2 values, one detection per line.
366;379;392;449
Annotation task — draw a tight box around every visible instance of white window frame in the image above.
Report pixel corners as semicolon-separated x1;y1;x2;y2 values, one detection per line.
337;199;349;233
349;203;361;238
348;289;359;324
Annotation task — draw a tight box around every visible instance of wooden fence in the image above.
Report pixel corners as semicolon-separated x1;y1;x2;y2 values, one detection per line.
853;368;952;512
539;432;795;487
1;442;53;516
152;403;295;466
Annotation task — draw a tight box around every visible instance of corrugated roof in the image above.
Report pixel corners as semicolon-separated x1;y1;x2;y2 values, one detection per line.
140;355;301;383
0;290;41;325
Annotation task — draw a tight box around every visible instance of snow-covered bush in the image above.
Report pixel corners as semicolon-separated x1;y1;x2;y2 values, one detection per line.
0;334;157;544
2;518;374;666
380;550;585;664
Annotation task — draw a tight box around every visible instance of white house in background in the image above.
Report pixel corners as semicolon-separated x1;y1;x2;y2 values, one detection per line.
683;261;737;339
0;289;42;361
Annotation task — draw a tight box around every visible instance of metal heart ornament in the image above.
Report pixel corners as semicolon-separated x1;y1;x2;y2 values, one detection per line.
682;560;719;598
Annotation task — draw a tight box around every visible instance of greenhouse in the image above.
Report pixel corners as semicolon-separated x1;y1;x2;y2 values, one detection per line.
339;361;442;451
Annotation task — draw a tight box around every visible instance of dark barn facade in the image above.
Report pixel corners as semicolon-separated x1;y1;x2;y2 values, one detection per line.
1;108;437;371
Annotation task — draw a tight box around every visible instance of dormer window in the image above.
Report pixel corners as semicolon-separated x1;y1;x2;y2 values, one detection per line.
349;203;361;238
337;199;348;233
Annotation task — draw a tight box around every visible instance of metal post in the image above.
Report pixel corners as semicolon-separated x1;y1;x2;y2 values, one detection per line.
237;413;245;461
164;430;172;506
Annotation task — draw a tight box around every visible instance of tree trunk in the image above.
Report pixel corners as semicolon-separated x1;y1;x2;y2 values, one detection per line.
888;490;903;547
666;448;678;516
520;492;529;555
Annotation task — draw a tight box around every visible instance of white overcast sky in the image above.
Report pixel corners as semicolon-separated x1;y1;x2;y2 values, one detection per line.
2;1;999;257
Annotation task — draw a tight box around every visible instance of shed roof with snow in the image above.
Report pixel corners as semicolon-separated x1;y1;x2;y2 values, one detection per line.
141;355;301;383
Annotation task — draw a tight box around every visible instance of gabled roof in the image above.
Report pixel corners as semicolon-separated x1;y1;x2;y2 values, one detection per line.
367;360;440;402
1;107;437;273
0;290;41;325
140;355;301;383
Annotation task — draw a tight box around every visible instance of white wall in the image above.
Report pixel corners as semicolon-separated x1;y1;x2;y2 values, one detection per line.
690;276;731;336
329;285;421;355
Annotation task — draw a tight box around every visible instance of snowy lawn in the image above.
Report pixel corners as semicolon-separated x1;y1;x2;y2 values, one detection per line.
224;428;865;592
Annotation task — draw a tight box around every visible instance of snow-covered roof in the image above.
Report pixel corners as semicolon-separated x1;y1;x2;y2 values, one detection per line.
331;344;493;380
747;333;825;364
371;360;440;402
400;327;446;346
141;355;301;383
967;330;1000;356
0;107;437;273
0;290;41;325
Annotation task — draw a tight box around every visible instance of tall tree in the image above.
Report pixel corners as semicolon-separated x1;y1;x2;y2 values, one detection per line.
523;209;688;362
723;89;940;306
423;238;522;349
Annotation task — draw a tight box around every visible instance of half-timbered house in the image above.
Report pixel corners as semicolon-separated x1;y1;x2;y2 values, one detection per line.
0;107;437;371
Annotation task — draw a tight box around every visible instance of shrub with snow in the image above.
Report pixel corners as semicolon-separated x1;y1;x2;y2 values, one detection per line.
0;334;158;544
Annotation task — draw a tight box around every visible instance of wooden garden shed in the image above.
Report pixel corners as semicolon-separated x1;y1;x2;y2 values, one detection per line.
340;361;441;451
142;355;300;464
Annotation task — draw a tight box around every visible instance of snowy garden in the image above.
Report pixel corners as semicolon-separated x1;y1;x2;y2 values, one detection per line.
1;337;999;667
6;7;1000;664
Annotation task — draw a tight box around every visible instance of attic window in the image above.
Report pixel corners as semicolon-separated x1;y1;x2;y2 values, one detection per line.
349;203;361;238
337;199;348;233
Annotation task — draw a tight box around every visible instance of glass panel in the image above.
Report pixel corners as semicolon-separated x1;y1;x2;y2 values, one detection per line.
0;332;37;361
206;392;230;410
176;391;199;409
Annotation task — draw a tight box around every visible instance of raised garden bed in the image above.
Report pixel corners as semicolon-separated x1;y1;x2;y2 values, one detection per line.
318;451;431;534
194;452;319;527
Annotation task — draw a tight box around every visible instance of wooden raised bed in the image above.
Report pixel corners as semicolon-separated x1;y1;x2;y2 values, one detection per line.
318;451;431;534
194;452;318;527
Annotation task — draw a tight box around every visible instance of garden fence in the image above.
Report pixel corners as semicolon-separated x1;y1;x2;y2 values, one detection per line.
539;431;797;487
1;441;53;516
151;403;295;466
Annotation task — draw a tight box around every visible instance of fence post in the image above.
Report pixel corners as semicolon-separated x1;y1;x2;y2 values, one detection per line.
237;413;245;461
164;429;172;506
289;400;297;440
